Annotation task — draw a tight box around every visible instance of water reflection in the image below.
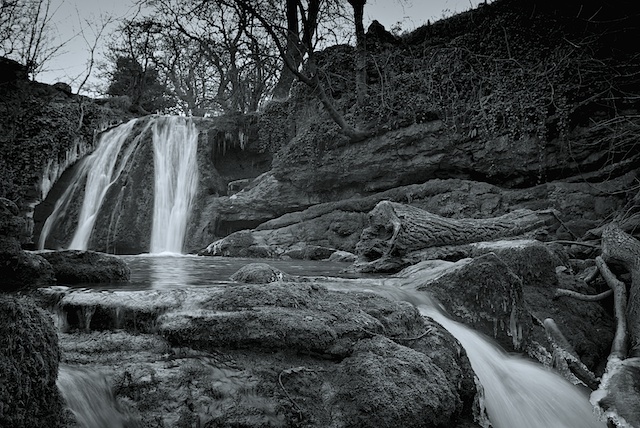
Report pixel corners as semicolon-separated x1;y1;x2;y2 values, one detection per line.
84;254;368;291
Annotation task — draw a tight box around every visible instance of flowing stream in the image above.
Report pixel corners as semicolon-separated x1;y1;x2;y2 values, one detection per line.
46;117;603;426
418;304;604;428
55;256;605;427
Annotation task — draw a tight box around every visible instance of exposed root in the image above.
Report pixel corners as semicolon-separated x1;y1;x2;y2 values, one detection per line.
554;288;613;301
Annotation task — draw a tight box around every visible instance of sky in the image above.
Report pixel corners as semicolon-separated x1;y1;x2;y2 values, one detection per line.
37;0;486;91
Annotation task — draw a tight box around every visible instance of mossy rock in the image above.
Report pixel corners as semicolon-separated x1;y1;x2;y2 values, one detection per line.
0;247;56;292
0;295;64;427
40;250;130;284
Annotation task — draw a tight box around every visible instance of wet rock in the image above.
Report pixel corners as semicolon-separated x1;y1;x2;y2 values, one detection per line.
468;239;561;288
328;250;357;263
160;283;425;358
47;282;480;428
200;230;275;258
399;253;533;352
0;241;55;292
592;357;640;427
0;295;64;427
39;250;130;284
332;336;471;427
282;245;336;260
231;263;294;283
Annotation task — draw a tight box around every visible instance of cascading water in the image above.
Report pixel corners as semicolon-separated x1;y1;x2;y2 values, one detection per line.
415;301;605;428
68;120;146;250
343;282;605;428
38;116;199;254
149;116;199;254
39;119;140;250
57;365;129;428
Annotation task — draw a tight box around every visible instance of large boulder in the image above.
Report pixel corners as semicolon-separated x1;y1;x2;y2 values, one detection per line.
39;250;130;284
159;283;426;358
0;295;64;427
331;335;474;427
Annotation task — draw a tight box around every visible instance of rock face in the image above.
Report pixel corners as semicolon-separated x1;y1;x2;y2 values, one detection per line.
39;250;130;284
198;172;632;261
0;295;64;427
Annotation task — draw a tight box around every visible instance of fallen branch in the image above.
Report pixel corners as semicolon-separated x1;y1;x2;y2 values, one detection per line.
550;240;600;249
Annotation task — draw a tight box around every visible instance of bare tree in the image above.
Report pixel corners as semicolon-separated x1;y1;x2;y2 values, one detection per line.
230;0;371;142
348;0;367;106
0;0;68;78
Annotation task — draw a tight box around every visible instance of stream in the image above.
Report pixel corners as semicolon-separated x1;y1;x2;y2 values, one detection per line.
55;254;605;428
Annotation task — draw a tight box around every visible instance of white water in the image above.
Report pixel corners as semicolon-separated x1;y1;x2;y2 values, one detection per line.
57;365;128;428
39;116;199;254
38;119;142;250
149;116;199;253
417;303;605;428
68;120;145;250
52;258;608;427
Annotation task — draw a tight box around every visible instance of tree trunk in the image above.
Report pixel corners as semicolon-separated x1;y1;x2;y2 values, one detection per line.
602;223;640;356
355;201;559;264
348;0;367;106
272;0;303;100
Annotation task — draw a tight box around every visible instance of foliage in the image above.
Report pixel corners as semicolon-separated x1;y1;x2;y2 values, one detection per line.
106;55;174;113
0;294;63;427
0;80;127;204
106;1;282;116
261;0;640;182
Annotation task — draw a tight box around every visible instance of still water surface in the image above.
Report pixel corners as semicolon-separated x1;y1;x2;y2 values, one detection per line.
73;254;370;290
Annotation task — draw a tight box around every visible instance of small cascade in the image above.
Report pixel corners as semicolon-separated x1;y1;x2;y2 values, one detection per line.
417;303;605;428
57;365;129;428
149;116;199;254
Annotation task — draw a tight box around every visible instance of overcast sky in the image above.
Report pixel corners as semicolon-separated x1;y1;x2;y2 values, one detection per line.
38;0;485;90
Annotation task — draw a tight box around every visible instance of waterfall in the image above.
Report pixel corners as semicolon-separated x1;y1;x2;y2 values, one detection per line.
38;116;199;254
68;120;144;250
149;116;199;254
39;119;142;250
417;303;605;428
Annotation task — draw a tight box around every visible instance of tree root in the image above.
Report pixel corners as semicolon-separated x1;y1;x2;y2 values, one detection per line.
596;256;629;359
554;288;613;301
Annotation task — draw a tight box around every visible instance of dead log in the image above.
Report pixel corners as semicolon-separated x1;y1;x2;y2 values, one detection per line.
554;288;613;301
355;201;559;270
